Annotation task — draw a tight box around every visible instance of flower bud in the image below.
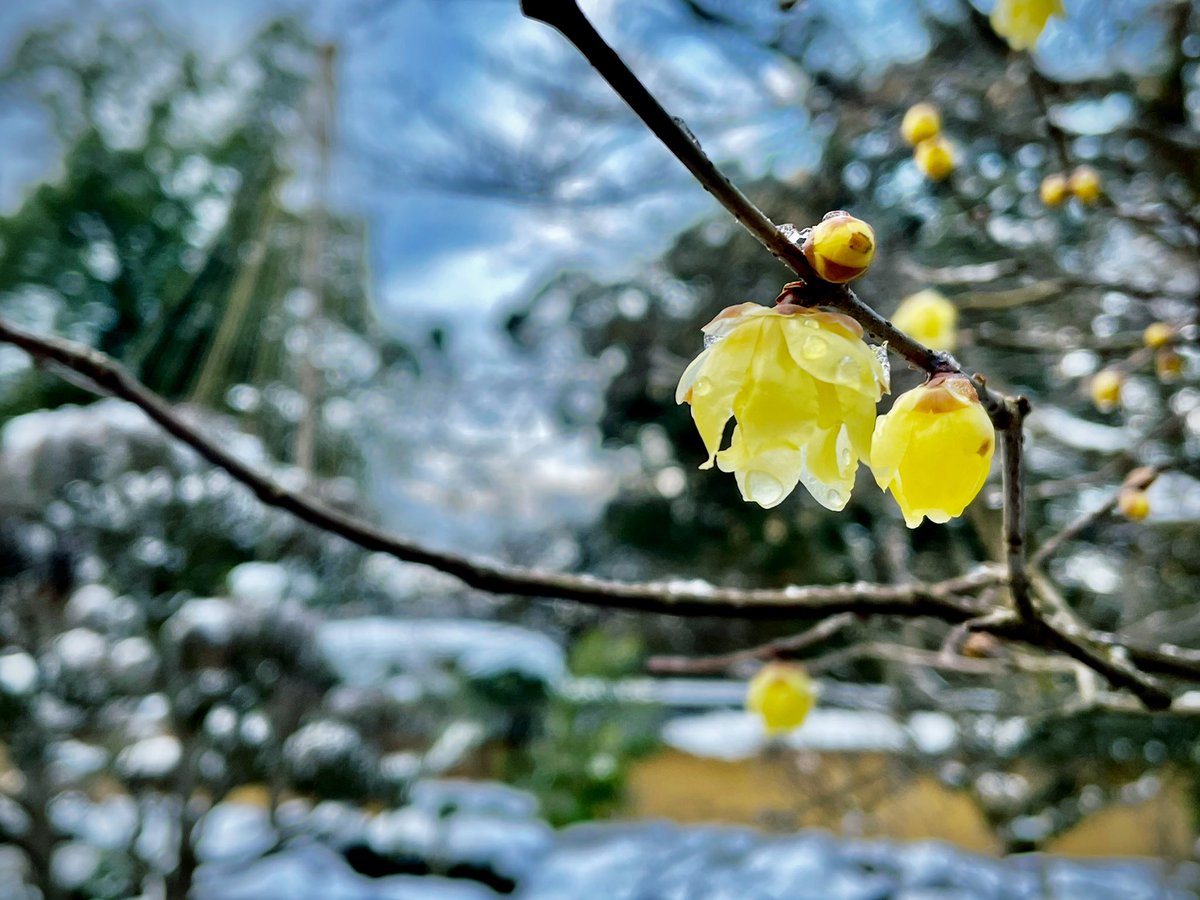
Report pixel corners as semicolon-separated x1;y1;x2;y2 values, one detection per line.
1156;348;1184;382
914;136;955;181
1069;165;1102;205
1039;173;1068;207
871;373;995;528
746;662;815;734
801;211;876;283
901;103;941;146
1090;368;1123;412
1118;487;1150;522
1143;322;1173;349
890;289;958;352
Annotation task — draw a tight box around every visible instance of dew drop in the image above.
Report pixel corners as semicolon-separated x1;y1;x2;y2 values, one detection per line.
825;488;846;508
703;333;724;349
836;355;860;385
746;471;785;507
803;335;829;359
838;446;853;469
692;377;714;397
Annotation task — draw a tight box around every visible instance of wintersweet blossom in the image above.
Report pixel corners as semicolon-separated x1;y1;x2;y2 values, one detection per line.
871;373;995;528
990;0;1063;50
676;302;889;511
890;289;958;352
746;662;814;734
900;103;941;147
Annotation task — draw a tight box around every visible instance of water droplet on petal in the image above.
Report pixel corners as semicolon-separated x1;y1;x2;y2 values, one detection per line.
838;447;853;469
703;333;724;349
836;355;860;385
746;471;785;507
802;335;829;360
825;488;845;508
692;377;713;397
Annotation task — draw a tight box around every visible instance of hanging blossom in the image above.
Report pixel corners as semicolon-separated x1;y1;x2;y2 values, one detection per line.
746;662;815;735
676;301;889;511
990;0;1063;50
871;373;995;528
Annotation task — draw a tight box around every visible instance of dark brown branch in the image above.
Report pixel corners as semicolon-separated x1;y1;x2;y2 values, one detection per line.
0;316;997;621
1001;396;1035;623
2;318;1191;701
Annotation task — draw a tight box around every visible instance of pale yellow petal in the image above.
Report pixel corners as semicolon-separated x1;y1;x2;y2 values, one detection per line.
687;319;763;467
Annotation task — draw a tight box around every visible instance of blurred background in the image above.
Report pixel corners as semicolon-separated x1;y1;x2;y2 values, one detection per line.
0;0;1199;897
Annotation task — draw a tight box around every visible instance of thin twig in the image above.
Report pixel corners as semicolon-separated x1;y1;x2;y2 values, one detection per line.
646;612;856;674
1030;464;1168;569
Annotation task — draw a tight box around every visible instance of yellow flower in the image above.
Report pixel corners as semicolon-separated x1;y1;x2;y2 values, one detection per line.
901;103;941;146
1090;368;1123;412
1156;348;1184;382
871;373;995;528
676;302;889;510
1040;173;1068;206
802;211;876;283
990;0;1063;50
890;289;958;352
1069;165;1102;205
746;662;815;734
1118;487;1150;522
1143;322;1173;349
914;136;955;182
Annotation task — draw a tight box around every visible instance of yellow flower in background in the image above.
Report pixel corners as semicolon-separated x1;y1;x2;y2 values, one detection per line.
802;211;876;283
676;302;889;511
1069;165;1102;204
901;103;941;147
871;373;995;528
1143;322;1173;349
1090;368;1123;412
990;0;1063;50
914;136;956;182
890;289;959;352
747;662;815;734
1040;173;1068;207
1156;349;1184;382
1118;487;1150;522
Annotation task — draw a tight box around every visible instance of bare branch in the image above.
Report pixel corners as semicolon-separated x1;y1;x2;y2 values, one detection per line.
646;613;856;674
0;316;999;622
1030;465;1168;570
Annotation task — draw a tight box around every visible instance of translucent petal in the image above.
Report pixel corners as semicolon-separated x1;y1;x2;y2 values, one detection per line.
687;320;763;467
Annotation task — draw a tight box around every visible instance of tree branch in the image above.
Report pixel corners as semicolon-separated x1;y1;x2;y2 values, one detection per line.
0;316;998;622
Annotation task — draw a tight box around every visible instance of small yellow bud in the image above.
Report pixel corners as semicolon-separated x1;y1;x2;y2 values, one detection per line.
890;289;959;352
901;103;941;147
990;0;1063;50
1156;348;1184;382
1068;165;1102;205
871;373;995;528
1040;173;1068;207
801;211;876;283
746;662;815;734
1143;322;1173;349
1090;368;1123;412
914;136;956;182
1117;487;1150;522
